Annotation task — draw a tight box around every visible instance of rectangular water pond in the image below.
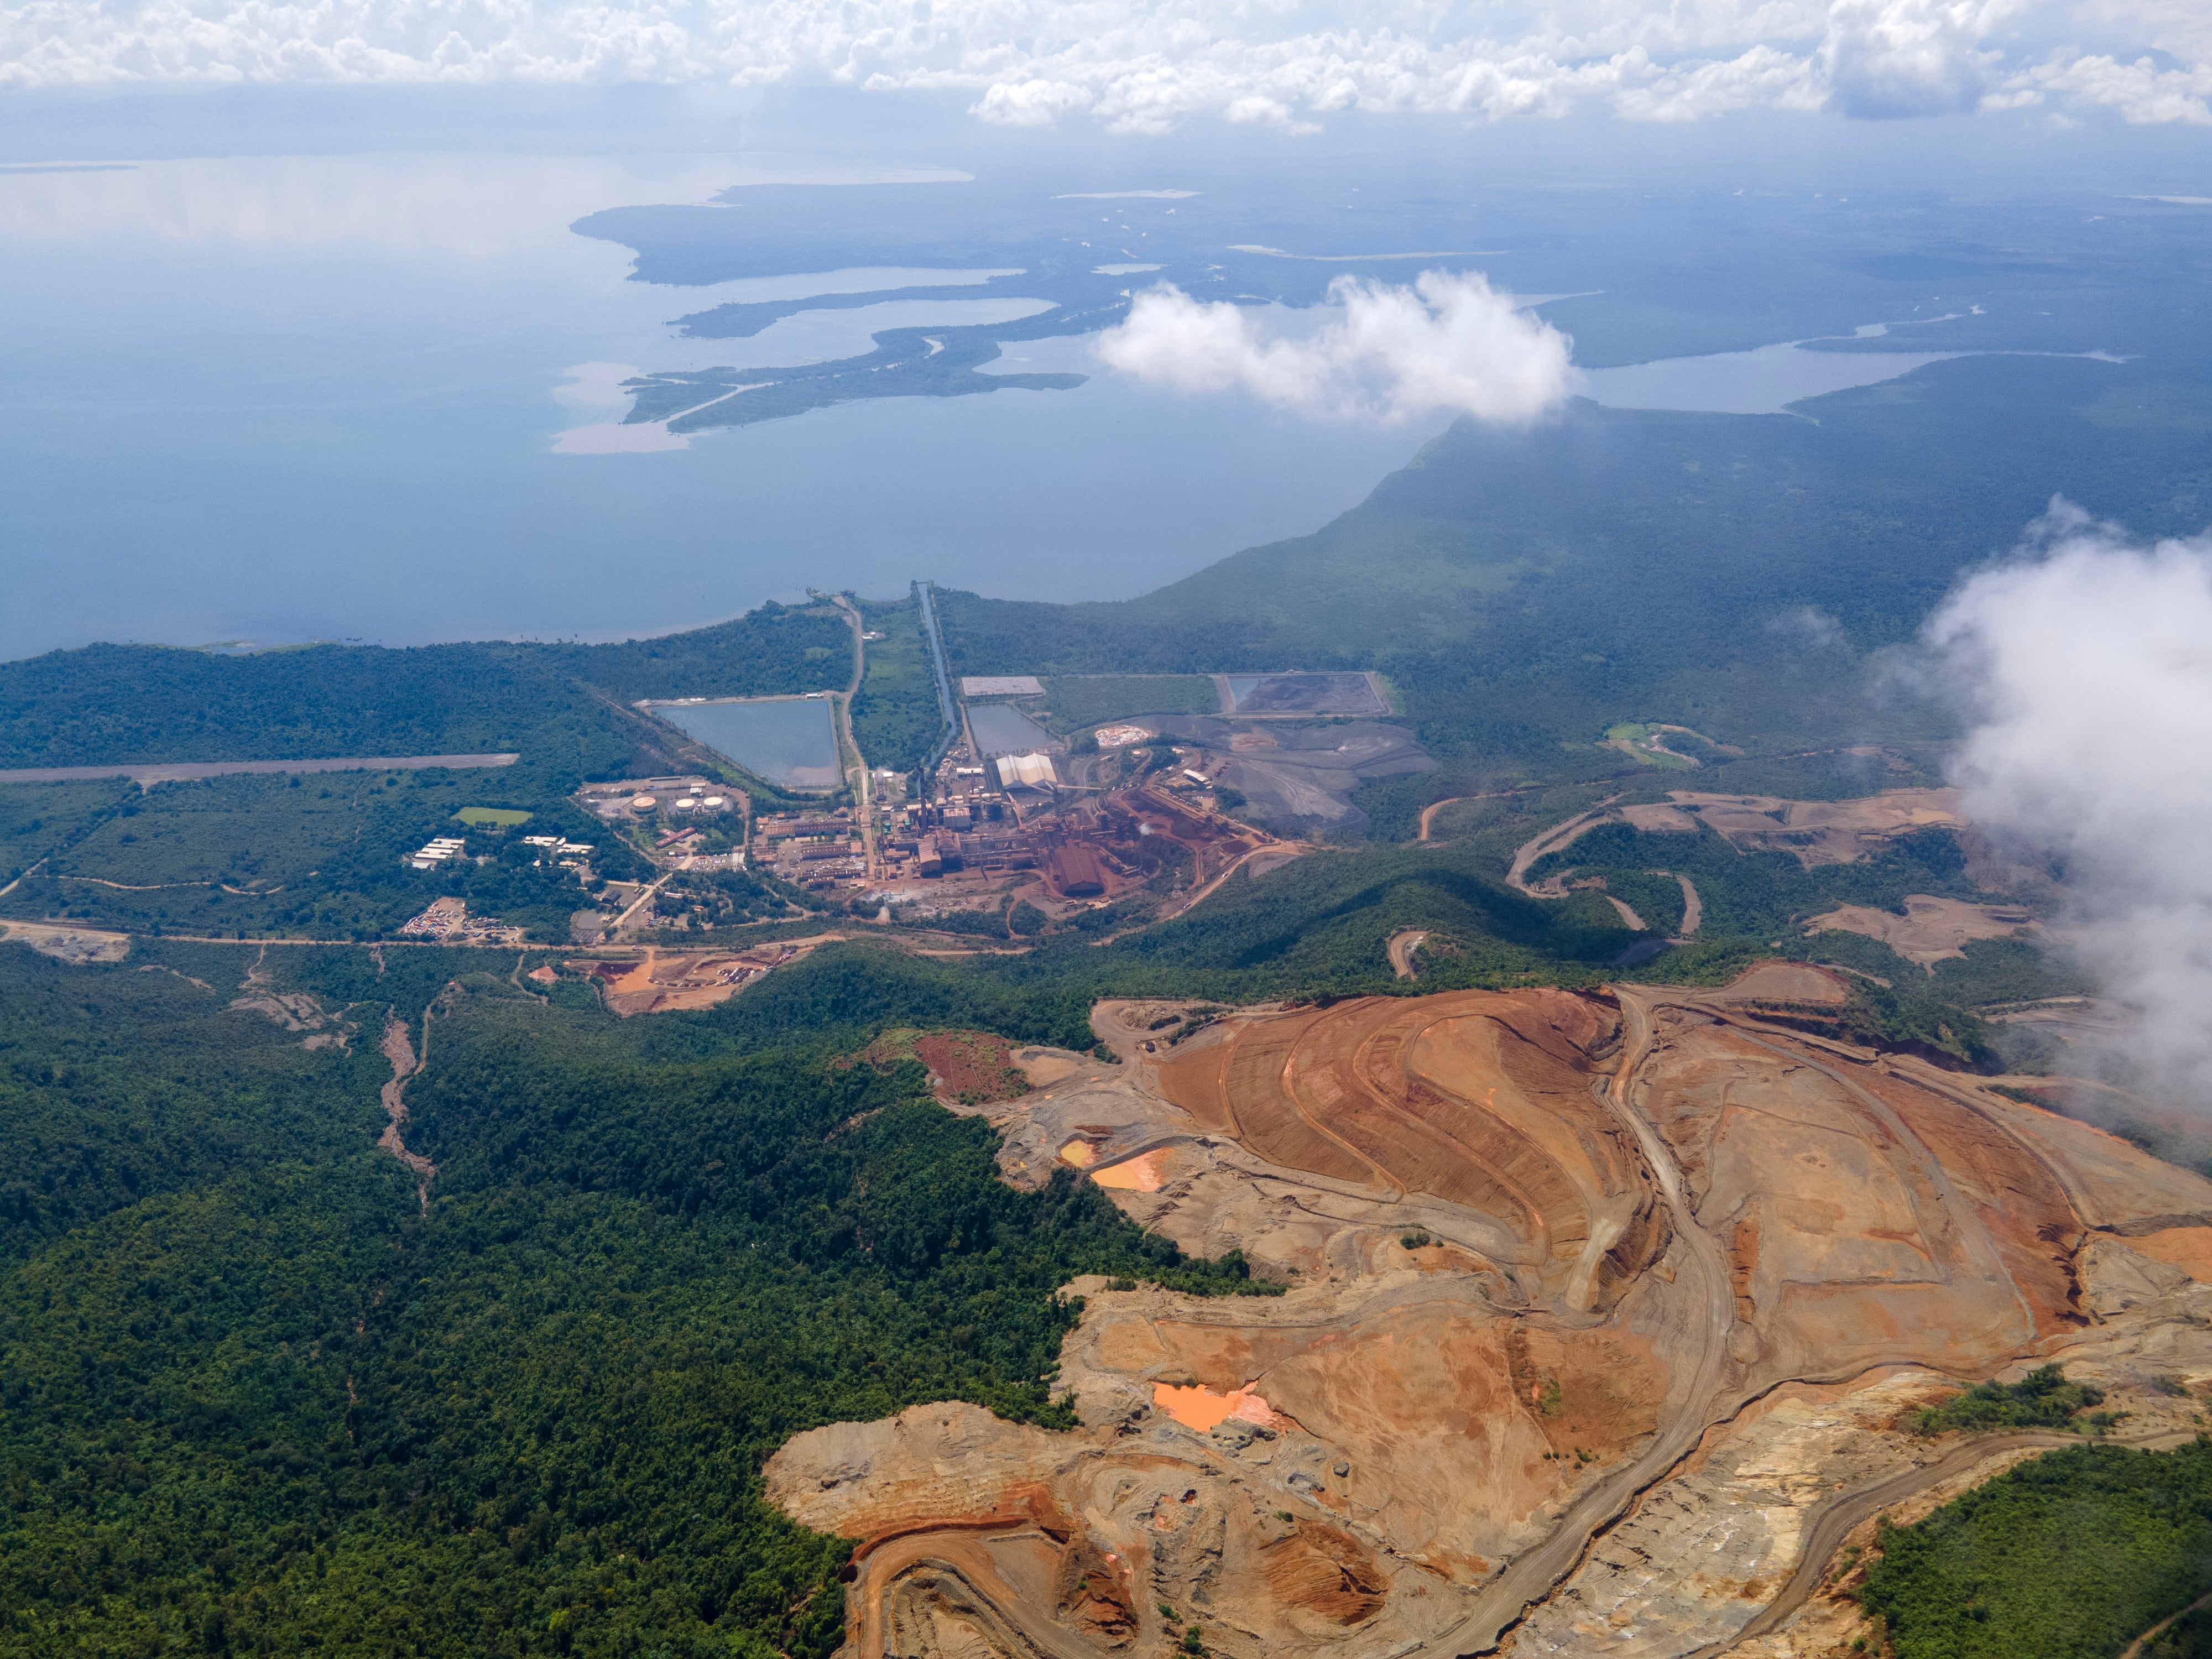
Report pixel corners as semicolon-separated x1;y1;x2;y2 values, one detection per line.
967;702;1060;758
654;698;841;791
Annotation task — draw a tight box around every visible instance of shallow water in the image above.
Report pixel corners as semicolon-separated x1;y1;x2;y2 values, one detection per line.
1580;340;1963;415
655;698;841;790
0;150;1454;660
967;703;1058;758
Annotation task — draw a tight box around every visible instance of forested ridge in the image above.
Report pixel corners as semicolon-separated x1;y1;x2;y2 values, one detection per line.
0;953;1264;1659
0;607;853;773
1862;1439;2212;1659
934;353;2212;795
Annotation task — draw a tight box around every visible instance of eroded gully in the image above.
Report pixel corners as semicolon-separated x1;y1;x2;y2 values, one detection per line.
378;1011;435;1212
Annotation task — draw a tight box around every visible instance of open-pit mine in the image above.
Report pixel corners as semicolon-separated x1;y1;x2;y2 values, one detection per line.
769;969;2212;1659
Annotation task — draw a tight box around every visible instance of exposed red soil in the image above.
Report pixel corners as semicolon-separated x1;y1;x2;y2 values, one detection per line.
2126;1227;2212;1281
920;1031;1034;1103
1261;1523;1386;1625
773;978;2212;1659
1156;990;1649;1301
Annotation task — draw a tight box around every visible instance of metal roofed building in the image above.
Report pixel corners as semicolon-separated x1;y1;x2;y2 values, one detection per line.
996;752;1057;789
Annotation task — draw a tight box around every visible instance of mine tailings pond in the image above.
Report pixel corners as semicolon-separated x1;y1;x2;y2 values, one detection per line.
654;697;841;790
967;703;1058;758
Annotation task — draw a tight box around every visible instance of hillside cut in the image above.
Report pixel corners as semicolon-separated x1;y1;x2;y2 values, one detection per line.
767;978;2212;1659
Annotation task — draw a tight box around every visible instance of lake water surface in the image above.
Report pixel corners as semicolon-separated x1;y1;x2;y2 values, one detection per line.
1;147;2025;663
1580;341;1964;414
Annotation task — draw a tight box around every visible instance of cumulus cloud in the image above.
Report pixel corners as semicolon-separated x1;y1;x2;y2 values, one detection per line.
1095;270;1577;424
1819;0;2005;117
2;0;2208;129
1924;499;2212;1104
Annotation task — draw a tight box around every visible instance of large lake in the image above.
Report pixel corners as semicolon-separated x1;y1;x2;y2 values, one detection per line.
654;698;841;791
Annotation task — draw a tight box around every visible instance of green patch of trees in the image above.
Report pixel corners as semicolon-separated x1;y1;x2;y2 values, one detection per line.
0;975;1266;1659
1861;1437;2212;1659
1912;1366;2107;1435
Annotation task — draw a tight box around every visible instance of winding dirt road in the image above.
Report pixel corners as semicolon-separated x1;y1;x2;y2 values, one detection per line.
1387;927;1428;978
1673;872;1703;937
378;1013;436;1212
1506;799;1622;895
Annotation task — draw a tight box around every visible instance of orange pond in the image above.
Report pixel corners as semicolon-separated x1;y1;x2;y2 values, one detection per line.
1093;1150;1170;1192
1154;1383;1279;1431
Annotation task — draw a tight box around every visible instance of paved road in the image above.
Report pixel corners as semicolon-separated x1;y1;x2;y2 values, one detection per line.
0;753;520;785
827;594;879;880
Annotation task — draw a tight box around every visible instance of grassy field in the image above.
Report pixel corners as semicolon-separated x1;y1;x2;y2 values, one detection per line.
455;806;534;826
0;779;135;886
1041;675;1220;732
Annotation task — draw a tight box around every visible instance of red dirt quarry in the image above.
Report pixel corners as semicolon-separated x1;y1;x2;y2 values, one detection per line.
764;978;2212;1659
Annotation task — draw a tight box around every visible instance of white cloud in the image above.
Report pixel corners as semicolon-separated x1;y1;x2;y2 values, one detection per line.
1;0;2206;129
1095;270;1578;424
1925;498;2212;1104
1818;0;2008;118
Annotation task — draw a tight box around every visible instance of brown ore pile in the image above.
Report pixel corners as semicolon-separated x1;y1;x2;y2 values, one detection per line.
764;977;2212;1659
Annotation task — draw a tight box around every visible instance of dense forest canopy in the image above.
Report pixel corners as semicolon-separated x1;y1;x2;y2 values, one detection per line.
0;954;1264;1659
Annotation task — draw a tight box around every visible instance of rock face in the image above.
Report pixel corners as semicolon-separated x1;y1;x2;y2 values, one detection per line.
762;979;2212;1659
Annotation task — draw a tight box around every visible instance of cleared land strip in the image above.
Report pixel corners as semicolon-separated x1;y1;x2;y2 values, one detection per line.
0;752;520;785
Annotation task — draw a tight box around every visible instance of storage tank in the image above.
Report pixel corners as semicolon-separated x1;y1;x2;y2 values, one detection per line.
630;794;656;811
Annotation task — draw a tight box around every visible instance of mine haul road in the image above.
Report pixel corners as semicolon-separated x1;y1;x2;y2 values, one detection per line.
1426;988;2172;1659
1406;987;1738;1657
1691;1425;2200;1658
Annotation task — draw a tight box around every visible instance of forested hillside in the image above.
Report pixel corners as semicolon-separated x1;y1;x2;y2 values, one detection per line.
0;604;851;772
935;352;2212;789
0;952;1265;1659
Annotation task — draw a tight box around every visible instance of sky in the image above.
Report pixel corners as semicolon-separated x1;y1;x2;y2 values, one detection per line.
4;0;2209;133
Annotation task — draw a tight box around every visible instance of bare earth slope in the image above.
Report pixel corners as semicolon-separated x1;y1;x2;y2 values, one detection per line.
766;980;2212;1659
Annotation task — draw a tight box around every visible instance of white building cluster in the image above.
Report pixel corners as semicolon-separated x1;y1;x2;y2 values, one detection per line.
409;836;466;871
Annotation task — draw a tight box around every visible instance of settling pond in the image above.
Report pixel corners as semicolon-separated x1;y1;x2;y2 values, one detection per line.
966;703;1060;758
654;697;841;791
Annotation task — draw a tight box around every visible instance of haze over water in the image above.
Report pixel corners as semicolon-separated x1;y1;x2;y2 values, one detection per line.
3;91;2190;662
0;148;1464;660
